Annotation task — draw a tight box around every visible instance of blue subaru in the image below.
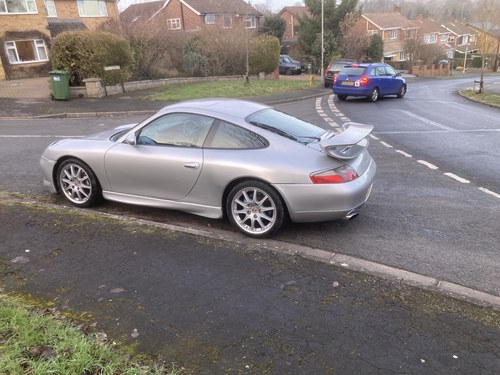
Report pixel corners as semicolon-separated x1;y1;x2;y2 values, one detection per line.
332;63;406;102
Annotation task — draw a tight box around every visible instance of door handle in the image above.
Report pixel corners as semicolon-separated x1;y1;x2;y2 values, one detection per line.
184;162;200;169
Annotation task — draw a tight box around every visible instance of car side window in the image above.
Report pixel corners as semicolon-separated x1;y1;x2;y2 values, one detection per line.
384;66;397;76
206;120;268;149
137;113;213;148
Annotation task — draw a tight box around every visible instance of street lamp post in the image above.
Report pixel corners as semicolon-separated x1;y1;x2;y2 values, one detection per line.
321;0;324;85
462;44;469;74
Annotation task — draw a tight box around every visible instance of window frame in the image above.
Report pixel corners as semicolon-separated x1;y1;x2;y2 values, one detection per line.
205;14;215;24
44;0;57;17
223;14;232;29
389;29;398;40
77;0;108;17
5;39;49;64
0;0;37;14
244;16;257;29
167;18;182;30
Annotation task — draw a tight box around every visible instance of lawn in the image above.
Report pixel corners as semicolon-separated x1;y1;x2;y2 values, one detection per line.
0;296;181;375
460;89;500;108
148;78;320;101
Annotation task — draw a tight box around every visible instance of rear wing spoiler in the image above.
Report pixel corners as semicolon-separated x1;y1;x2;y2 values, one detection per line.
320;122;373;160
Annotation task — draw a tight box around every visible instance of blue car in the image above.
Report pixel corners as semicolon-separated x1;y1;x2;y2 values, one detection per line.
332;63;406;102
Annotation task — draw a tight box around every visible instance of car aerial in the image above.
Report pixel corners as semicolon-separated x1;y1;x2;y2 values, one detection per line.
279;55;302;75
323;59;357;88
40;99;376;238
332;63;407;102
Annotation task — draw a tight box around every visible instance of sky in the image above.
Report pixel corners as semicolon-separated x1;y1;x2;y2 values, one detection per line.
117;0;304;13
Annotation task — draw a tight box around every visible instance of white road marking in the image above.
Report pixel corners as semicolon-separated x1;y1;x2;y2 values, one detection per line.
380;141;393;148
398;110;455;131
444;173;470;184
395;150;413;157
478;187;500;199
417;160;439;170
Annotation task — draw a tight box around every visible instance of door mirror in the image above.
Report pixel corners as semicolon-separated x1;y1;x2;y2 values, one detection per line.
125;133;137;146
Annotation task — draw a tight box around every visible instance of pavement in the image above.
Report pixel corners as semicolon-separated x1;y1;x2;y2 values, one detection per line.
0;77;499;373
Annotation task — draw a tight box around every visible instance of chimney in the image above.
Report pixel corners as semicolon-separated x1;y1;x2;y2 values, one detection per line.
393;5;401;14
416;14;423;22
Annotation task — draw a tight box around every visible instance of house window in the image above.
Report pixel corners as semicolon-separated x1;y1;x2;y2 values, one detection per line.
205;14;215;24
77;0;107;17
399;51;408;61
244;16;257;29
390;30;397;39
440;34;447;43
44;0;56;17
167;18;181;30
429;33;436;43
223;15;232;28
5;40;48;64
368;30;378;36
0;0;37;14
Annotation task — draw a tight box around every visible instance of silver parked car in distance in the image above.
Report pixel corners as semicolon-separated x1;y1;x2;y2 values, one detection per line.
40;99;376;238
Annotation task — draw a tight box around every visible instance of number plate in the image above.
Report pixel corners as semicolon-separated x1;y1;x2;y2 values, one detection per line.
342;81;354;86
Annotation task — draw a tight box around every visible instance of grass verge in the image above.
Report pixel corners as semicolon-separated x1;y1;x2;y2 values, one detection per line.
148;79;320;101
0;296;182;375
460;89;500;108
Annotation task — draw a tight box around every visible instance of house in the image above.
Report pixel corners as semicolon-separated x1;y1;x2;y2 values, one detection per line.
0;0;119;80
415;16;454;58
441;21;478;55
360;8;419;61
120;0;262;33
278;6;309;41
466;22;500;71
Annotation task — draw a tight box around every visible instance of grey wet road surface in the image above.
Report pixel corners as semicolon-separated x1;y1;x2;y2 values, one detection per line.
1;201;499;374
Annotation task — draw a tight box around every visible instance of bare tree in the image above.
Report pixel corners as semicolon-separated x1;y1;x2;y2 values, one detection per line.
339;12;369;60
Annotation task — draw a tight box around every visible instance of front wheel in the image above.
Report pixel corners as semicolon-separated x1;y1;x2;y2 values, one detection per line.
368;88;379;102
226;181;284;238
397;84;406;98
57;158;101;207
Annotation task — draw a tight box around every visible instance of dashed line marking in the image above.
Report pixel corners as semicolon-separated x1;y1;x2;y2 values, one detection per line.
478;187;500;199
395;150;413;157
444;173;470;184
317;99;499;202
417;160;439;170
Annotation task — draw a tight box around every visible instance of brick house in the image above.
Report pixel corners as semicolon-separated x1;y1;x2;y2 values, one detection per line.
360;9;419;62
0;0;119;80
278;6;309;41
442;21;478;55
120;0;262;32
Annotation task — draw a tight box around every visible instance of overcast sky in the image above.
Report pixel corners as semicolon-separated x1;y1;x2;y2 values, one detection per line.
117;0;304;13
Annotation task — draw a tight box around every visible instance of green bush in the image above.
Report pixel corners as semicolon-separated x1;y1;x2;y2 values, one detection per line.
50;30;133;86
182;51;209;77
249;35;280;75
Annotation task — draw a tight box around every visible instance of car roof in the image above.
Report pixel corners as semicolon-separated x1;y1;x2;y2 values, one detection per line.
157;98;270;119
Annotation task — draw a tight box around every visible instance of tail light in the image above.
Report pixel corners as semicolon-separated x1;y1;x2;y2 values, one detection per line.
333;74;337;84
355;76;369;87
310;165;359;184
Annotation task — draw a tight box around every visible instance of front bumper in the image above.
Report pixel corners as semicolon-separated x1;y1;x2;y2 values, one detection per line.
40;155;58;194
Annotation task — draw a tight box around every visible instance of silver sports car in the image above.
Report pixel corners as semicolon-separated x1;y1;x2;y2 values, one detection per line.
40;98;376;238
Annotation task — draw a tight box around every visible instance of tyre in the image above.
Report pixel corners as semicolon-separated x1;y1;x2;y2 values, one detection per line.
337;95;347;101
368;88;379;102
285;68;292;76
57;158;101;207
226;181;284;238
397;84;406;98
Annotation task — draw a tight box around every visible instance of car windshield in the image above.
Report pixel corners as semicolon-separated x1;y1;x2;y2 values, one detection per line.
246;109;325;144
282;57;292;63
338;67;365;76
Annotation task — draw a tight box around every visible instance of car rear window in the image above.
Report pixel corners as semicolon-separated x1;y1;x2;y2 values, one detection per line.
338;67;365;76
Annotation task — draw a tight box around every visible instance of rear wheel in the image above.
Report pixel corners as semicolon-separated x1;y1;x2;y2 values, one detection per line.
337;95;347;101
397;84;406;98
226;181;284;238
57;158;101;207
368;88;379;102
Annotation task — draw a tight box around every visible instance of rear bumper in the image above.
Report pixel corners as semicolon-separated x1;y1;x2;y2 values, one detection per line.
274;159;376;222
333;86;372;97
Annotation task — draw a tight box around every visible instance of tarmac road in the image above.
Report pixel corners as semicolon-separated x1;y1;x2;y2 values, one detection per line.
1;199;499;374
